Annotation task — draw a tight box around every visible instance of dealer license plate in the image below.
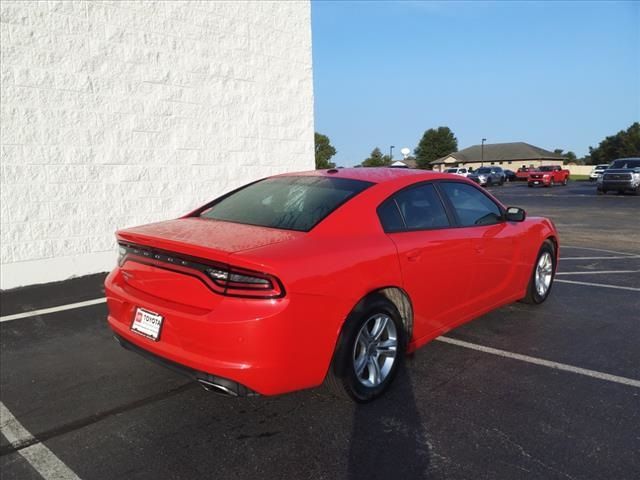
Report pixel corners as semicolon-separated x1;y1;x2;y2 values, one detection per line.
131;308;163;341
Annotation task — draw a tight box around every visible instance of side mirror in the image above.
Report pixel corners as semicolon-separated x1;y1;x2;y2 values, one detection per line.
505;206;526;222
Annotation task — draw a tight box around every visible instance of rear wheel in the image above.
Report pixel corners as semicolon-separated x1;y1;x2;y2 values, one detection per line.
521;241;556;304
325;296;406;402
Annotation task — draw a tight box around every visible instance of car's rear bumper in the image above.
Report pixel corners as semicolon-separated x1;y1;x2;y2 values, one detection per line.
105;268;343;396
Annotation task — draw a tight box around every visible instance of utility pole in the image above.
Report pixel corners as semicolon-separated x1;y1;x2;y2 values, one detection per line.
481;138;487;166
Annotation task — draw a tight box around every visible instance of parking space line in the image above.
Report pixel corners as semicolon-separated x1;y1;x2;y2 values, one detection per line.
435;337;640;389
0;298;106;323
560;256;640;260
556;270;640;275
562;246;639;256
555;279;640;292
0;402;81;479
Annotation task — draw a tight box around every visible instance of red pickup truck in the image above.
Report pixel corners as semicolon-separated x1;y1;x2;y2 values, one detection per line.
528;165;570;187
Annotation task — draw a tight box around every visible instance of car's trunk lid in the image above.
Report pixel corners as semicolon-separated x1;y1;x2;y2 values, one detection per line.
116;218;302;307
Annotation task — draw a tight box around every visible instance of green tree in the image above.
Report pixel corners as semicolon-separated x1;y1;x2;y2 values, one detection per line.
554;149;577;164
587;122;640;165
361;147;392;167
414;127;458;169
315;132;337;169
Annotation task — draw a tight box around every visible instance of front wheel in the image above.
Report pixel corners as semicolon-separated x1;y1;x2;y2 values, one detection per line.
325;296;406;402
562;178;568;186
521;241;556;304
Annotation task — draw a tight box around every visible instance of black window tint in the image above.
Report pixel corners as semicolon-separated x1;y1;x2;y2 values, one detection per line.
377;199;404;232
440;182;503;227
391;183;450;230
200;176;372;232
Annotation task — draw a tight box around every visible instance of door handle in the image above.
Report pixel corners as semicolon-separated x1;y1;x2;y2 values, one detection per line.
406;249;422;262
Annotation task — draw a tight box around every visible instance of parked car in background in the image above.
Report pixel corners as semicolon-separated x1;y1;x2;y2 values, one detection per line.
516;167;536;181
528;165;570;187
444;167;470;177
468;166;505;186
105;168;559;402
589;164;610;182
504;169;517;182
597;158;640;195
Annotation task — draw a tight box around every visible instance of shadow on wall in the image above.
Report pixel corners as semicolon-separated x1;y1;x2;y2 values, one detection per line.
347;365;432;479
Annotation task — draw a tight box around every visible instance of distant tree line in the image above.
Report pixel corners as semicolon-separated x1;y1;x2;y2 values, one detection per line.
314;122;640;169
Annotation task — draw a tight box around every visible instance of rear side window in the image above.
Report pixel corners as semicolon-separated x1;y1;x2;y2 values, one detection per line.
200;176;373;232
377;200;404;232
439;182;503;227
379;183;450;231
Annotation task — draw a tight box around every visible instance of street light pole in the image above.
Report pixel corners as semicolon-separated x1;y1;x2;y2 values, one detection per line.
390;145;395;161
481;138;487;166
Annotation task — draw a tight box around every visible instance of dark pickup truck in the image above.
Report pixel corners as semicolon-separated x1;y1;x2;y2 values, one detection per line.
597;158;640;195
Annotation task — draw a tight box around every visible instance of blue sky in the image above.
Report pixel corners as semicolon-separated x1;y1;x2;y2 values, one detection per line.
311;1;640;166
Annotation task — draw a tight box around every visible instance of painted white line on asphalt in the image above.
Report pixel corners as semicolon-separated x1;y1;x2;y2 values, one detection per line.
436;337;640;389
0;298;106;323
0;402;81;479
555;279;640;292
562;246;639;256
556;270;640;276
560;256;640;260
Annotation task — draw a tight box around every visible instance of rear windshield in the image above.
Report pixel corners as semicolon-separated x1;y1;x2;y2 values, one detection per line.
610;159;640;169
199;176;373;232
476;168;491;174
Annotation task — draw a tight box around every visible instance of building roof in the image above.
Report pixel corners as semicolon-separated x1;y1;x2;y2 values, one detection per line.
432;142;565;165
391;158;417;168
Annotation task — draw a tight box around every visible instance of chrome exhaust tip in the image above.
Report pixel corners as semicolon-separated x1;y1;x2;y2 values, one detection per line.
197;379;239;397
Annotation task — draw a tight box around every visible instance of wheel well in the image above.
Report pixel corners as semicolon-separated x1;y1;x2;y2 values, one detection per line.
375;287;414;341
546;235;558;258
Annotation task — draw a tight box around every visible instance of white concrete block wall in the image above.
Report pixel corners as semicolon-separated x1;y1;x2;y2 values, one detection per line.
0;0;314;289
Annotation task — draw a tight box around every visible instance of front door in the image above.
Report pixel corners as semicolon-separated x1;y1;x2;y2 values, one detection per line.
379;182;476;341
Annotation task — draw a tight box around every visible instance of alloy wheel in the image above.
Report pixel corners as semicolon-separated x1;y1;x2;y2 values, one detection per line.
352;314;398;387
535;252;553;297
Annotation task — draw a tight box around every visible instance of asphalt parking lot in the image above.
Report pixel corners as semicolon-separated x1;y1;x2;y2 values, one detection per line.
1;180;639;480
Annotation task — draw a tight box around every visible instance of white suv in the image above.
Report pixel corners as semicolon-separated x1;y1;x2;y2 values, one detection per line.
444;167;470;177
589;164;609;181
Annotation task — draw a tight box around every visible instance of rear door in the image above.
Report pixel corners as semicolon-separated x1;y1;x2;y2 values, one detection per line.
436;181;520;307
379;182;475;341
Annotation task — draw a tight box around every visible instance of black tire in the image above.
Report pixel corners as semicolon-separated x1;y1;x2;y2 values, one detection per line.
324;295;406;402
562;178;568;186
521;240;556;305
547;179;554;188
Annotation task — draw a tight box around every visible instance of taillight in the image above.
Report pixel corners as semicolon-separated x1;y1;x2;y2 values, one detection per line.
204;266;283;298
118;242;284;299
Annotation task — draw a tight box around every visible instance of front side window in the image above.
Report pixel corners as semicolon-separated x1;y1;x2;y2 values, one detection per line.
200;176;373;232
379;183;450;231
439;182;503;227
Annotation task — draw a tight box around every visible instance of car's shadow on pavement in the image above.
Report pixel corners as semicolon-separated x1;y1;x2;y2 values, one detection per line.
347;365;431;479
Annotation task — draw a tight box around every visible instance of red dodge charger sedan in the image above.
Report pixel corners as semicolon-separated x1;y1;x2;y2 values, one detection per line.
106;168;558;402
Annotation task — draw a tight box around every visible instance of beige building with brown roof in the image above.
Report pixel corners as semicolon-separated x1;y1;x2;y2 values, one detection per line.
432;142;566;171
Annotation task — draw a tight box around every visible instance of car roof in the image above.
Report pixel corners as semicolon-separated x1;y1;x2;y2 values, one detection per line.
274;167;447;184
